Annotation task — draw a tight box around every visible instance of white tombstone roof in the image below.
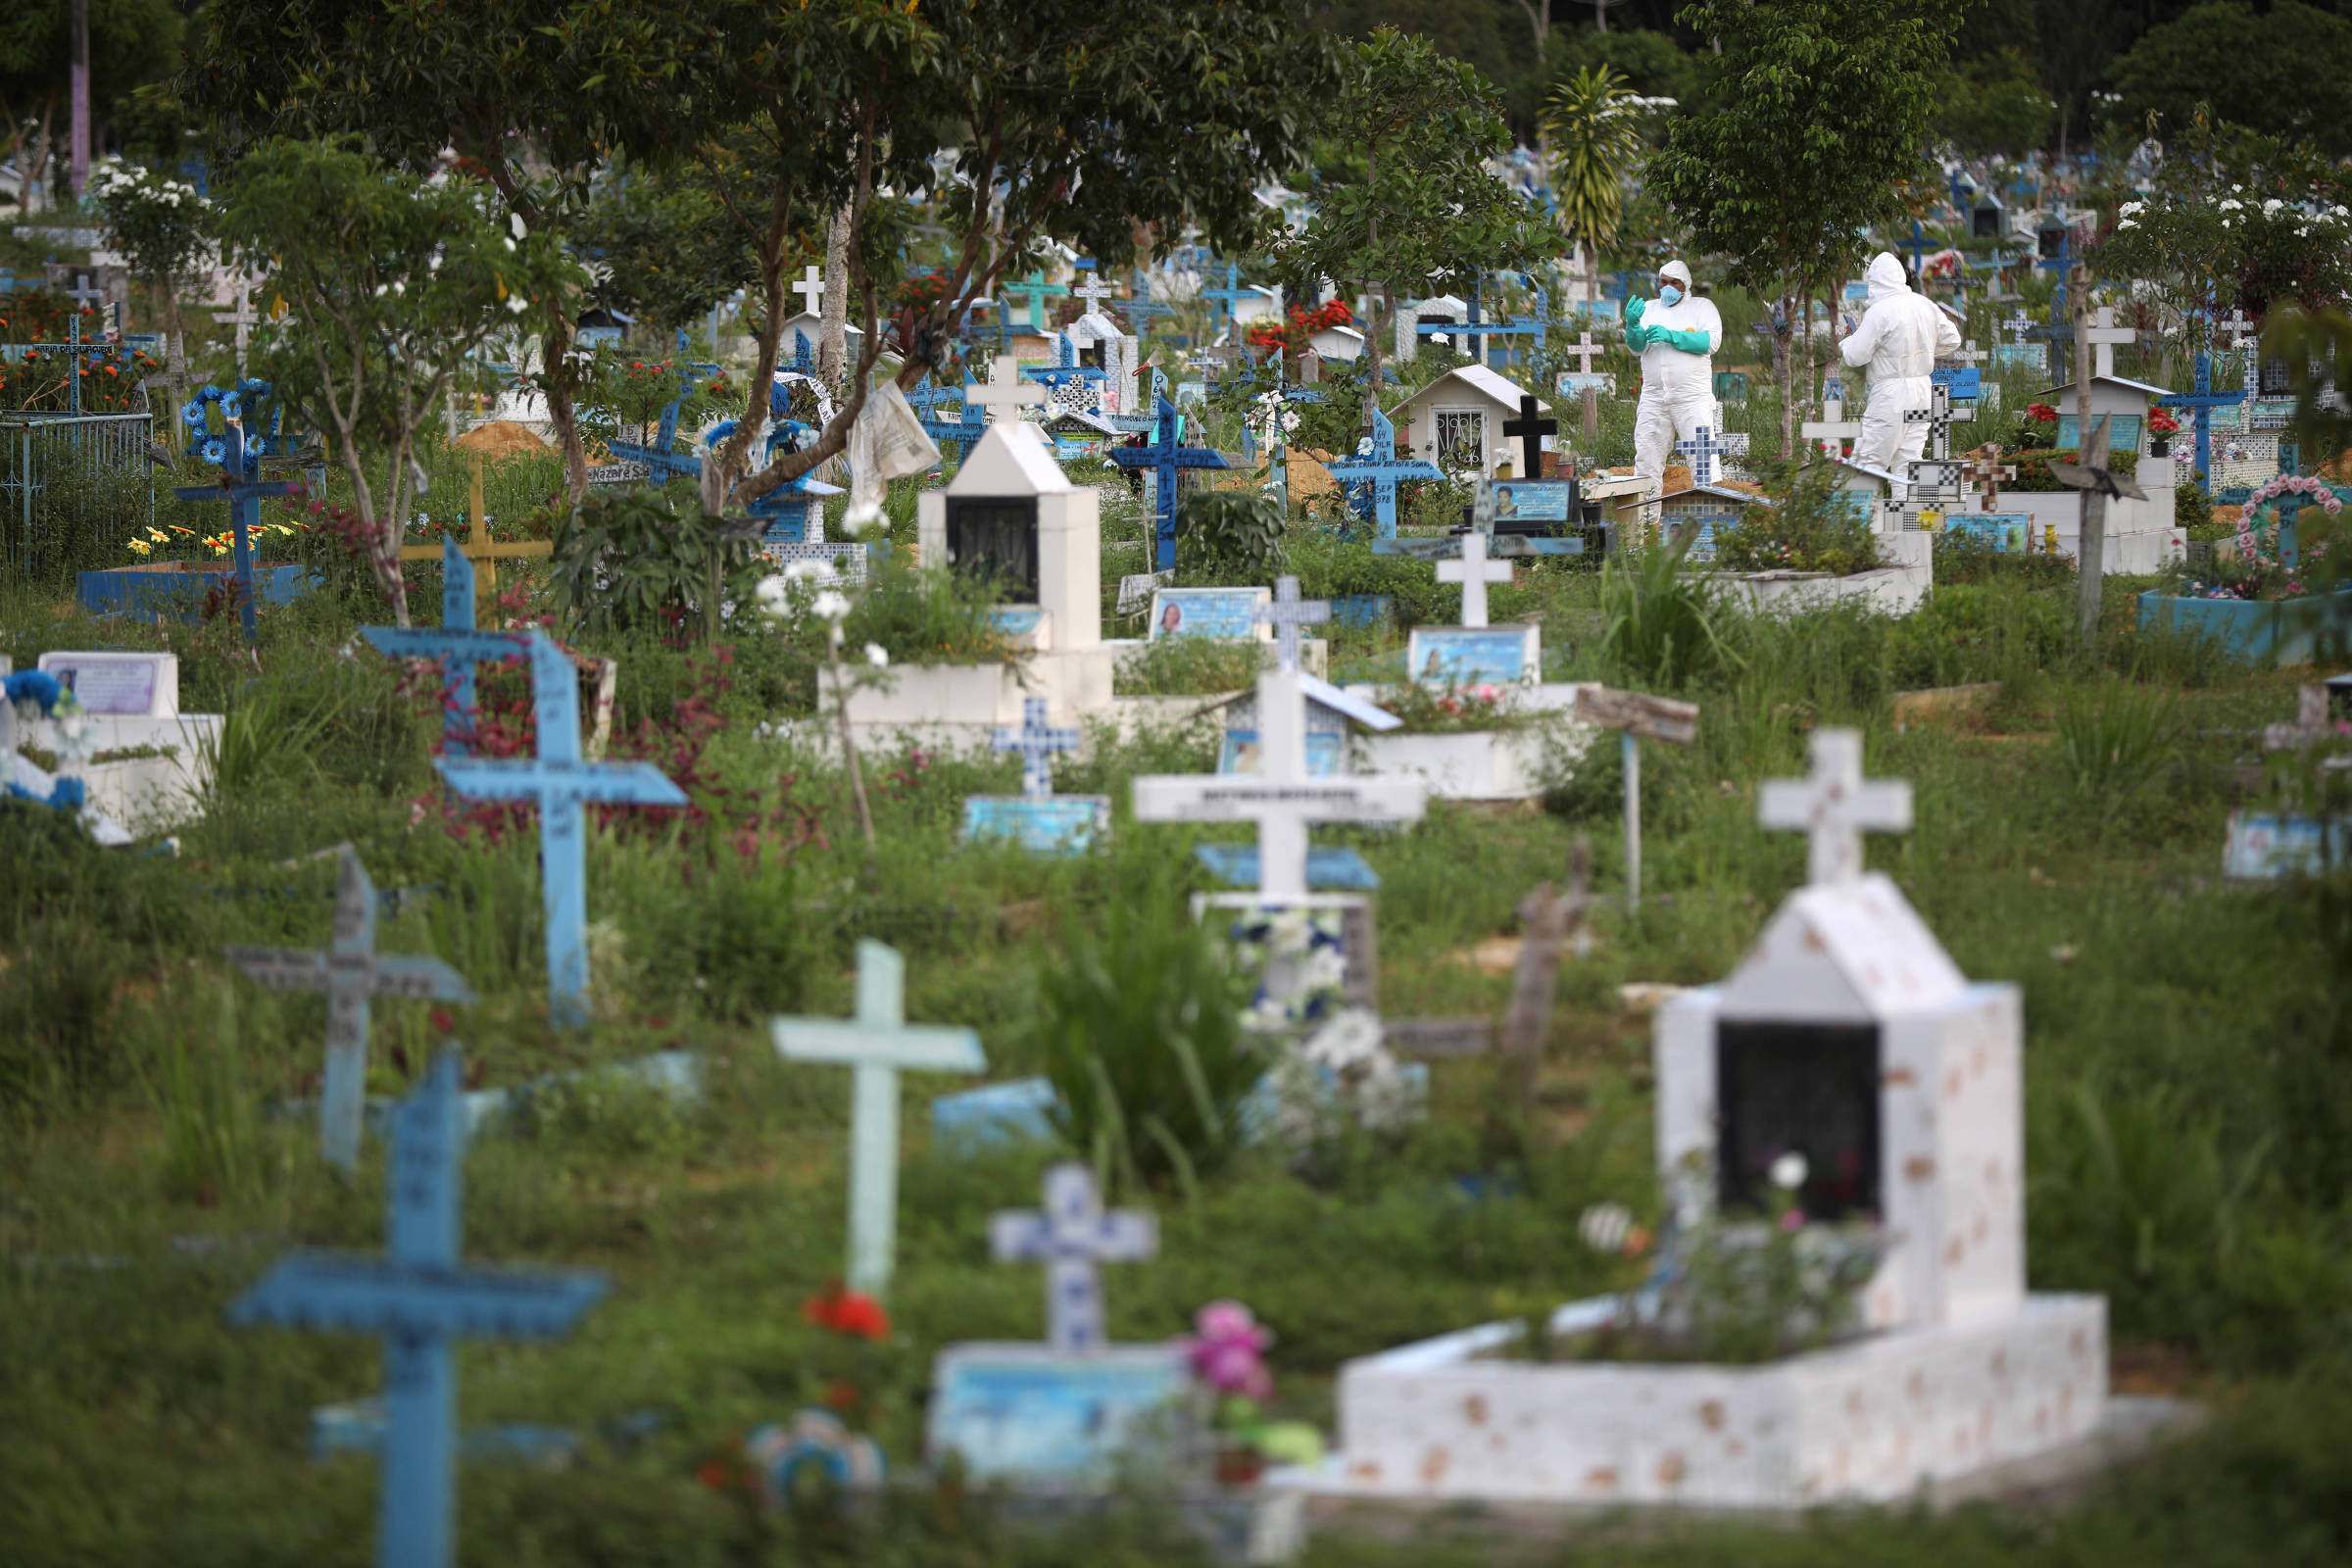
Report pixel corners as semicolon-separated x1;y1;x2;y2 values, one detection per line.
945;422;1074;497
1067;311;1124;342
1718;872;1966;1024
1392;365;1544;417
2035;375;2168;403
1045;408;1121;436
778;311;865;342
1835;459;1904;490
1662;482;1777;509
1410;293;1470;318
1208;672;1400;732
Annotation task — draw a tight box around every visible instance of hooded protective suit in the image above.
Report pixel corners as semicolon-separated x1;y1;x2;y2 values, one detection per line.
1628;258;1723;494
1839;252;1961;483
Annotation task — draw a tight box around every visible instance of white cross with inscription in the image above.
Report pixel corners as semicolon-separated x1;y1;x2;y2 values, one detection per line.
1563;330;1603;375
1132;668;1426;898
1256;573;1330;672
214;285;260;379
966;353;1049;426
2080;306;2134;379
771;940;985;1296
990;1163;1157;1353
793;265;825;318
1757;728;1912;887
1436;529;1512;629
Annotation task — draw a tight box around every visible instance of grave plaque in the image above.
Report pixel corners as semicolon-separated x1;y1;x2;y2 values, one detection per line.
1715;1020;1882;1222
945;495;1040;599
37;652;173;717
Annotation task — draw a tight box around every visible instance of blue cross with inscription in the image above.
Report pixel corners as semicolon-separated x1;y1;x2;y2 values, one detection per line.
361;541;530;756
1674;426;1738;488
2162;342;2247;491
172;416;293;644
1322;407;1443;539
995;698;1080;800
605;349;703;485
905;375;969;464
1201;262;1252;332
1021;332;1106;400
436;631;688;1028
1109;393;1229;570
229;1049;606;1568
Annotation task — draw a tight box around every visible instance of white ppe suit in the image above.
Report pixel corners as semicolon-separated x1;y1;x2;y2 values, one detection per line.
1839;252;1961;485
1631;259;1724;494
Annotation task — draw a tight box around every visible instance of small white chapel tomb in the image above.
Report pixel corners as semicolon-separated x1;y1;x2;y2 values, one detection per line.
2026;377;2184;573
1291;730;2107;1509
1391;367;1548;478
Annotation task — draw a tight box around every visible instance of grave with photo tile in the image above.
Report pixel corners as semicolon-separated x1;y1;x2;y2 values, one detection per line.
1286;730;2110;1511
27;649;221;831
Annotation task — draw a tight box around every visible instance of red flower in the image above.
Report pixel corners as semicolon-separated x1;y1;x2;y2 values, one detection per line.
429;1007;455;1034
2025;402;2059;423
2147;408;2180;436
803;1280;892;1340
823;1380;862;1412
697;1459;732;1492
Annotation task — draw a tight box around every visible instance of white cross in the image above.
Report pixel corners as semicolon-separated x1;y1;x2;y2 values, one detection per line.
2001;310;2032;345
771;940;985;1296
994;697;1080;799
1800;414;1863;456
1132;668;1427;899
989;1163;1157;1354
1563;331;1603;375
67;271;105;312
214;285;260;379
1757;728;1913;888
1072;271;1116;316
2080;307;2133;379
2216;309;2256;352
1435;528;1512;629
1256;573;1329;671
965;353;1049;425
2264;686;2339;752
793;265;825;317
1952;339;1987;370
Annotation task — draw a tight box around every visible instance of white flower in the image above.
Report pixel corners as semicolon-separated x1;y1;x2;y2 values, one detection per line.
510;213;527;241
1301;1007;1383;1070
862;642;889;667
2119;201;2144;218
2218;199;2243;213
505;295;528;315
1769;1152;1809;1191
503;237;516;253
1578;1202;1634;1253
810;589;851;621
2116;219;2137;231
2264;198;2285;217
781;559;831;584
753;573;792;618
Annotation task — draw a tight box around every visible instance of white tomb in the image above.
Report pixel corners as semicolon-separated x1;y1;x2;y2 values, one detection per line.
1286;731;2107;1510
25;651;219;831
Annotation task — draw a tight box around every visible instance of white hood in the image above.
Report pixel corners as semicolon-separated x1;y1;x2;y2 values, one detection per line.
1865;252;1909;306
1659;258;1692;290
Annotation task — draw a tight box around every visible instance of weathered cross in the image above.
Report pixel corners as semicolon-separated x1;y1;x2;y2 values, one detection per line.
1673;425;1737;488
1200;262;1252;330
1562;330;1604;376
1003;270;1068;330
363;540;533;756
213;285;260;381
66;270;105;316
435;631;688;1028
1071;267;1117;318
1575;686;1699;912
994;697;1080;799
1133;667;1427;899
1320;407;1442;540
1963;442;2017;511
228;1050;608;1568
1435;527;1513;629
2079;306;2134;380
1502;394;1556;480
1255;573;1330;673
396;458;554;620
966;352;1049;427
172;415;293;644
771;939;985;1296
989;1163;1157;1353
224;846;475;1174
793;265;825;318
1109;392;1231;570
1758;727;1913;887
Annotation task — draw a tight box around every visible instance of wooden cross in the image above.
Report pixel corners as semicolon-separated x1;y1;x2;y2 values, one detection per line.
1503;394;1556;479
793;265;825;317
771;940;985;1296
1255;573;1330;673
213;284;259;380
396;457;554;615
965;352;1049;426
1495;835;1595;1121
229;1051;607;1568
1758;727;1912;887
1963;441;2017;511
435;631;688;1028
1574;686;1698;911
2079;306;2134;379
993;696;1081;799
223;846;474;1173
989;1163;1157;1353
1133;668;1426;899
1435;527;1512;629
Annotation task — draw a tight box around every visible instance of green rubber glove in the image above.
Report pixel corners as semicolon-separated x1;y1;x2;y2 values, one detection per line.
1626;295;1647;326
1625;322;1651;353
1657;326;1713;355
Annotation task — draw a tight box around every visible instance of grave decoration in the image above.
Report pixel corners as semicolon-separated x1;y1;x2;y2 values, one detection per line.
172;388;297;643
771;939;986;1296
24;650;219;832
1573;686;1699;913
229;1050;609;1568
1321;409;1442;540
927;1163;1193;1482
224;846;475;1174
1;669;128;840
1109;392;1231;570
1292;729;2107;1509
435;629;688;1029
962;697;1109;855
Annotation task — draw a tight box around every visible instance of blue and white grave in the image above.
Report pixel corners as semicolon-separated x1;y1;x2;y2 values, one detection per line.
16;649;219;832
962;697;1109;855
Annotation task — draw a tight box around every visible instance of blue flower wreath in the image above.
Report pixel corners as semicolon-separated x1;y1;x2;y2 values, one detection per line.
179;380;285;474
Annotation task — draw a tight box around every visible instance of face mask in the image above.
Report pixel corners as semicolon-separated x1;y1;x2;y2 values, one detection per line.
1657;284;1684;308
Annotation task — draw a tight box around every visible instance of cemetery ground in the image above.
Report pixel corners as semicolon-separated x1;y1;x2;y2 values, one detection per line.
9;443;2352;1566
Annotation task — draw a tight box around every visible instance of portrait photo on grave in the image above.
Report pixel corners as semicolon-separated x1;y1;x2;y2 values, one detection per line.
1150;586;1272;641
1407;625;1540;687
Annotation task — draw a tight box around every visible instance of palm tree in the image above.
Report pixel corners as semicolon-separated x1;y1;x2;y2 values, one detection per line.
1542;67;1646;308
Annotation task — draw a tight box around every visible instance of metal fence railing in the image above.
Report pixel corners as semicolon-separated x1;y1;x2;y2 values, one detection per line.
0;409;158;580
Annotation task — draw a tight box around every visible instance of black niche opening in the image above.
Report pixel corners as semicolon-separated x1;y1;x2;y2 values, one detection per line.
1716;1020;1881;1222
945;495;1040;601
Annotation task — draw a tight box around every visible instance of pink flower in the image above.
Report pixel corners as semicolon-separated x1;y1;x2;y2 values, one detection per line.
1179;1299;1273;1400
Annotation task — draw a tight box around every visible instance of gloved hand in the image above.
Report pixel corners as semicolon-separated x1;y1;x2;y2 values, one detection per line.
1625;321;1651;352
1625;295;1647;328
1655;327;1712;355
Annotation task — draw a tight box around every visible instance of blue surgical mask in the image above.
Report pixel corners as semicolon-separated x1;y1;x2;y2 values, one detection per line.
1658;284;1684;308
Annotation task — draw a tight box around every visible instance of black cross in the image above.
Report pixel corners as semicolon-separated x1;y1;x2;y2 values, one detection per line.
1504;395;1556;480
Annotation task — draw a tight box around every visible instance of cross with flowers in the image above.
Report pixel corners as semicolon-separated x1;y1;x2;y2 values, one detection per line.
172;393;293;643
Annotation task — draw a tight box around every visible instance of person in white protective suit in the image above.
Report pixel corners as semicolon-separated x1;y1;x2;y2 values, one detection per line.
1839;252;1961;489
1628;259;1722;498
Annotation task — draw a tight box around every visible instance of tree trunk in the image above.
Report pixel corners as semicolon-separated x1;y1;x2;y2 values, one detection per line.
1776;291;1794;459
819;202;852;385
2072;264;2105;647
1360;146;1383;429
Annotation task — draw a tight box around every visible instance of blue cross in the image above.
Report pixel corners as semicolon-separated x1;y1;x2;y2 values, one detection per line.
989;1163;1156;1354
1322;407;1442;539
905;375;970;463
229;1049;607;1568
435;631;688;1028
1200;262;1252;332
2162;343;2248;492
362;541;532;756
1947;168;1974;219
1108;393;1229;570
172;417;293;644
604;350;705;486
2038;227;2074;317
994;698;1080;799
1004;270;1069;331
1674;426;1738;488
1898;220;1935;285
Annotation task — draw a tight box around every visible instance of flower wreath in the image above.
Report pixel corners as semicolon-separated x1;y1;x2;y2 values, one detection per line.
180;380;283;471
2234;473;2344;563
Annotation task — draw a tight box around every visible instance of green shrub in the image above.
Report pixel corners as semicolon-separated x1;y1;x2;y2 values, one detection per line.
1177;488;1285;582
1113;634;1267;696
2054;679;2177;794
549;483;763;636
1596;542;1743;691
2006;445;2140;492
1711;458;1880;576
